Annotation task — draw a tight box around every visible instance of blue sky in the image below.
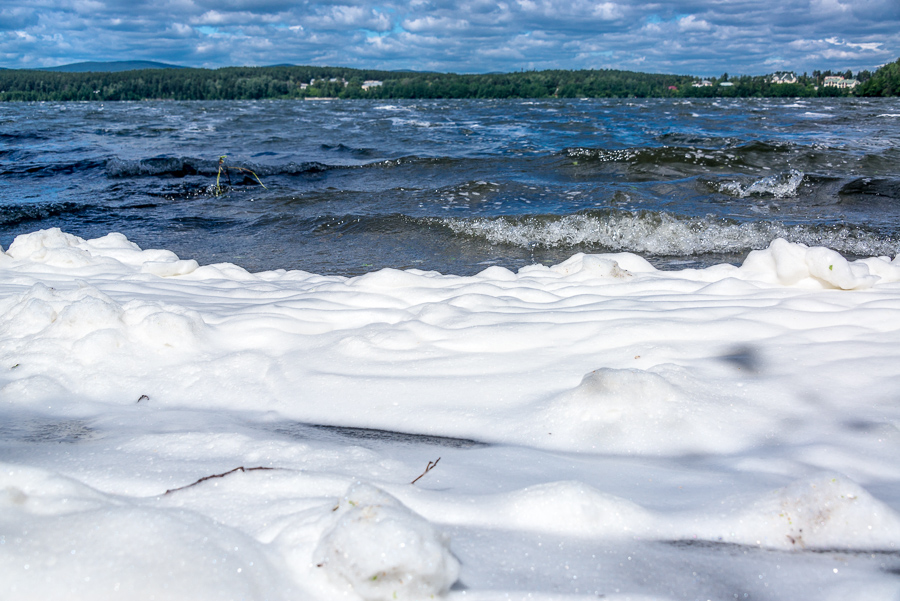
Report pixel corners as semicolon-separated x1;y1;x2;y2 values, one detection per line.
2;0;898;75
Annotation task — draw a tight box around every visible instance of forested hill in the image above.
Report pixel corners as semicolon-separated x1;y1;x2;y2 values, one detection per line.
0;66;694;100
0;62;895;101
855;57;900;96
38;60;186;73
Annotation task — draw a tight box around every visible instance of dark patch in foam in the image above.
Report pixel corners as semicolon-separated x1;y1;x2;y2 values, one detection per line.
0;418;98;444
718;345;763;374
269;422;486;448
666;539;900;556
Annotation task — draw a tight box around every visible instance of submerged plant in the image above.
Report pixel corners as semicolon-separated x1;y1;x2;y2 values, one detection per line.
215;155;267;196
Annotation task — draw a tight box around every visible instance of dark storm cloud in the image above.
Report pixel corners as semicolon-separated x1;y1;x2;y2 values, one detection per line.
1;0;897;75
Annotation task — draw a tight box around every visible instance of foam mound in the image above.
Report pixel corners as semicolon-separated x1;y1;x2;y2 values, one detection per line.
681;474;900;551
313;482;460;601
0;463;293;601
727;474;900;551
740;237;900;289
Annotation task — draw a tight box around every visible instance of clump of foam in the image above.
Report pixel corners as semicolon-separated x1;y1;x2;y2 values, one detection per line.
481;481;653;538
0;282;208;350
313;482;459;601
4;228;198;275
548;253;645;278
741;238;888;289
713;474;900;551
538;367;742;454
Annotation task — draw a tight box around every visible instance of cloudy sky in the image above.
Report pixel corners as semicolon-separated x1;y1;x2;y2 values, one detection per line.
2;0;899;75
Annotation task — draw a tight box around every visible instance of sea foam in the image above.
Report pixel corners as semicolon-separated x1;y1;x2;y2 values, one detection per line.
2;229;900;600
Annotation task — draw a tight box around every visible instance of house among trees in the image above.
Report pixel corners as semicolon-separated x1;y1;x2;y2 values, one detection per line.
692;79;713;87
769;72;798;84
823;75;859;89
362;80;383;91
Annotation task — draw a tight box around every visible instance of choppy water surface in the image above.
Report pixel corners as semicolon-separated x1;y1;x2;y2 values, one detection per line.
2;97;899;274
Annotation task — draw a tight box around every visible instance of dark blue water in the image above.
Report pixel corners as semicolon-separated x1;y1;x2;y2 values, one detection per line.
2;97;899;274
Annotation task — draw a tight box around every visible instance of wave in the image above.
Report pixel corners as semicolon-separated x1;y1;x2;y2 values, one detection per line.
559;140;894;179
716;169;805;198
0;131;50;141
434;210;900;258
839;177;900;199
103;153;466;180
105;156;334;178
320;143;379;158
654;133;744;147
1;159;106;178
0;202;87;226
563;140;797;170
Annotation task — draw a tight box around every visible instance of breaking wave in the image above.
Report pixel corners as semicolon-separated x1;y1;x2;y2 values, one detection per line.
716;169;806;198
436;210;900;258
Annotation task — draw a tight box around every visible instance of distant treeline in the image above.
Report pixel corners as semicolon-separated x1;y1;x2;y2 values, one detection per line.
1;59;898;102
857;57;900;96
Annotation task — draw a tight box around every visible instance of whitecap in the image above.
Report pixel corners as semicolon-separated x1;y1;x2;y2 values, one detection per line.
718;169;805;198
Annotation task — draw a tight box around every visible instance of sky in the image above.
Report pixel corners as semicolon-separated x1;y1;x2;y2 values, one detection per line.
2;0;899;76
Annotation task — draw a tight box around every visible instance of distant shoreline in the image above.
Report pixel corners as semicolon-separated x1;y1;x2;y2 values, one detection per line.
1;60;897;101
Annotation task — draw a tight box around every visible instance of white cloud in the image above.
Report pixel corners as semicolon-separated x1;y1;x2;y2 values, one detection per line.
305;5;392;32
678;15;711;31
843;40;883;51
14;30;37;42
0;0;897;74
169;22;193;35
191;9;281;26
810;0;850;15
402;15;469;33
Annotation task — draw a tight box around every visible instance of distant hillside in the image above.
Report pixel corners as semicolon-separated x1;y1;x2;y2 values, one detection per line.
0;62;891;101
38;61;185;73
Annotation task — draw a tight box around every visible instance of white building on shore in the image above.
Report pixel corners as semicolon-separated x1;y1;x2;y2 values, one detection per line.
823;76;859;89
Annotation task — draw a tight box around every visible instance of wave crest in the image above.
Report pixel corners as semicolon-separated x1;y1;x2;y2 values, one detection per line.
717;170;805;198
437;211;899;257
105;157;332;178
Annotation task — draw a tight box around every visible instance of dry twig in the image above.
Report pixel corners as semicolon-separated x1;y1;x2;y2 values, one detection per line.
411;457;441;484
164;466;276;495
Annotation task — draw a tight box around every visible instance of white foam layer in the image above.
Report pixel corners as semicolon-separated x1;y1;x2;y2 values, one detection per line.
3;228;900;600
0;463;297;601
